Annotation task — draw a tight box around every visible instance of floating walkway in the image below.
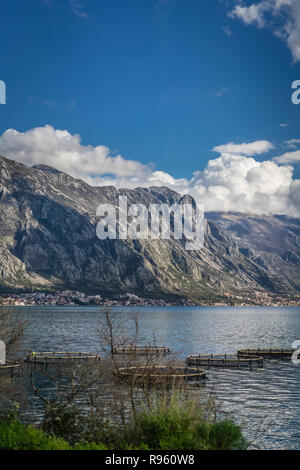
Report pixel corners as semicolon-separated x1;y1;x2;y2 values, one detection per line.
186;354;263;368
115;366;206;385
26;351;101;365
113;345;170;355
237;348;293;358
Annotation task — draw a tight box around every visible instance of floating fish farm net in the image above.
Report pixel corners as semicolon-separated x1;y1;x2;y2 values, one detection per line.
113;345;170;355
237;348;293;358
114;365;207;385
25;351;101;364
186;354;263;368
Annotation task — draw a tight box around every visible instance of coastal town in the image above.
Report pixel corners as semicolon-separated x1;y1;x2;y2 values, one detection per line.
0;290;299;307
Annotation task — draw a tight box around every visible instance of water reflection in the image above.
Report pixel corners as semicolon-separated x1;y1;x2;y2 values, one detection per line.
1;305;300;449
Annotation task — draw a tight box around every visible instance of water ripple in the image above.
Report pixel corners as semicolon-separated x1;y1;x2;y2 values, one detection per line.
6;305;300;450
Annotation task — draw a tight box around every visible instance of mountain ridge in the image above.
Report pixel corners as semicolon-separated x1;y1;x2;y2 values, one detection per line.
0;154;299;300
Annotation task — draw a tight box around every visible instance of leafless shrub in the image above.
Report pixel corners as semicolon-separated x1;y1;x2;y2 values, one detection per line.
96;307;208;424
0;307;28;359
0;307;29;410
6;306;223;447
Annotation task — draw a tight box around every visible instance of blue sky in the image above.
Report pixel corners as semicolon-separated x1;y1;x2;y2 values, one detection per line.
0;0;300;215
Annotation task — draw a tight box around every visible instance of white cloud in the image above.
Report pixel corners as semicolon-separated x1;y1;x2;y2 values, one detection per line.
229;2;271;27
43;99;75;110
69;0;89;19
273;149;300;163
214;87;229;97
229;0;300;62
212;140;274;156
0;125;299;217
222;25;233;37
0;125;149;179
42;0;89;19
187;153;295;215
284;138;300;148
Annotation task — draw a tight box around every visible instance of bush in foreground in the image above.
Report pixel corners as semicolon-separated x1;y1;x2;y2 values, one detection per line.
0;419;110;450
124;400;247;450
0;419;71;450
0;400;247;450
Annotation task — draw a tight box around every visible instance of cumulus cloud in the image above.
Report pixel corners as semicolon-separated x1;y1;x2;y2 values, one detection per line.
229;2;271;27
212;140;274;156
284;138;300;148
229;0;300;62
0;125;299;216
193;152;295;215
0;125;149;180
272;137;300;162
273;149;300;163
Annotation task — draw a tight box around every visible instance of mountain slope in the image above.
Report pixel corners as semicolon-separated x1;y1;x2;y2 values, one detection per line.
0;155;299;299
207;212;300;292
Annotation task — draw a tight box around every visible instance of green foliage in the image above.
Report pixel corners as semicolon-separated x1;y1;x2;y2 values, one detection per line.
0;419;71;450
199;421;248;450
0;417;111;450
0;418;151;451
0;399;247;450
124;400;247;450
41;404;119;448
73;441;109;450
41;405;89;446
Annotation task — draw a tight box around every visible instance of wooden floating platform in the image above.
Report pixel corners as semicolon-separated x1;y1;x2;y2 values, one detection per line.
25;351;101;365
0;362;21;375
115;366;206;385
186;354;263;368
237;348;293;358
113;345;170;355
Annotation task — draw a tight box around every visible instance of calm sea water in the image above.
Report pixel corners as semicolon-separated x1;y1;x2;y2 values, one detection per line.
4;305;300;450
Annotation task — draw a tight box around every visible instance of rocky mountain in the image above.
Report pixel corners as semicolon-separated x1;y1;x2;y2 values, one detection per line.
207;212;300;293
0;154;299;300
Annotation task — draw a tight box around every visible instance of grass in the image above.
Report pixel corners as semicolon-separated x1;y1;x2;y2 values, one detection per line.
0;398;247;451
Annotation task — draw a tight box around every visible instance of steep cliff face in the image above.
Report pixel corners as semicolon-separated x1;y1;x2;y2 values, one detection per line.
207;212;300;292
0;155;298;298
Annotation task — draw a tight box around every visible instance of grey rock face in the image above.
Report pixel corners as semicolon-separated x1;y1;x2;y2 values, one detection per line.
0;155;299;299
207;212;300;293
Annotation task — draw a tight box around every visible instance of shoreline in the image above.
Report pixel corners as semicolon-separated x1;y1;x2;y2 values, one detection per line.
1;302;300;308
1;290;300;308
